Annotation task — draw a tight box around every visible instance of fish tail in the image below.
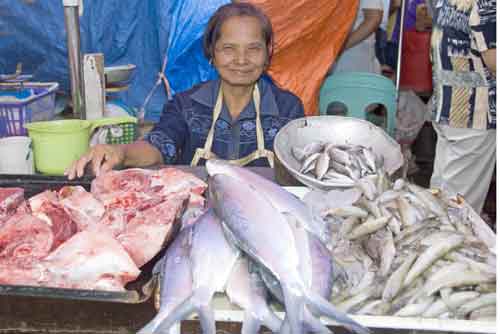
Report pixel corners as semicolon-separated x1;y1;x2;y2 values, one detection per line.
259;309;282;333
303;309;332;333
136;310;167;334
198;304;216;334
153;293;198;334
305;290;371;334
241;311;262;334
280;285;305;334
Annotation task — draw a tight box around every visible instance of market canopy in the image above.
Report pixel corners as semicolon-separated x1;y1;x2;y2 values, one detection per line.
0;0;356;119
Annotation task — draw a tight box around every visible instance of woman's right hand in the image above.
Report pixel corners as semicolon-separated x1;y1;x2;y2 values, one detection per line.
65;144;125;180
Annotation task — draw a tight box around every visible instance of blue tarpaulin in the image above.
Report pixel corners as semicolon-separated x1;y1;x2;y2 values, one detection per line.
0;0;229;121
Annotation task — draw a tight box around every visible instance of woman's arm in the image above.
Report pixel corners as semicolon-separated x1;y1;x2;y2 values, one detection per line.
344;8;383;50
121;140;164;167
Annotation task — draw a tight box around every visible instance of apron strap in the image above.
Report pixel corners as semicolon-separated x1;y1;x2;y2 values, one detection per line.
190;84;275;168
190;86;224;167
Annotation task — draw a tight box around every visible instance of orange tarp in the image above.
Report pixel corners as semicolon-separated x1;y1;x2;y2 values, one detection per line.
247;0;358;115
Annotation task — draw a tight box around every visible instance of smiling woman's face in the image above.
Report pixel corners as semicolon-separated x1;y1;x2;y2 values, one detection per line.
213;15;269;88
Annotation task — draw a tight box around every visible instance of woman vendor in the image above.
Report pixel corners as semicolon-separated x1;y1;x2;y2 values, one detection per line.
66;2;304;180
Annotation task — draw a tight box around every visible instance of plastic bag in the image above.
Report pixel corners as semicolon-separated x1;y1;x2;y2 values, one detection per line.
395;90;431;145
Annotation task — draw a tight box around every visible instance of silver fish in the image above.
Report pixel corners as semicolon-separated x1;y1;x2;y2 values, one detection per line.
139;224;193;334
209;174;369;334
315;151;331;180
291;146;307;162
302;141;325;157
141;209;240;334
329;147;352;166
205;160;331;245
225;257;282;333
300;152;321;174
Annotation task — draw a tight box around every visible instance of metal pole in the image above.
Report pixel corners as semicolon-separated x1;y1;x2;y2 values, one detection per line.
63;4;85;119
395;0;407;95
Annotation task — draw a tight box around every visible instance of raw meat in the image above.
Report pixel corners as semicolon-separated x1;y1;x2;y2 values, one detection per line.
0;214;54;260
117;192;189;267
0;187;24;223
151;168;207;197
58;186;105;231
43;227;140;291
29;191;77;249
91;168;153;205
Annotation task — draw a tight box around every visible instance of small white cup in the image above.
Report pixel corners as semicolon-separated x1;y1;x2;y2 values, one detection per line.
0;136;35;174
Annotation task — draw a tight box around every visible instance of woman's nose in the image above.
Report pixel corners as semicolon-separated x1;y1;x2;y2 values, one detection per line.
233;49;249;64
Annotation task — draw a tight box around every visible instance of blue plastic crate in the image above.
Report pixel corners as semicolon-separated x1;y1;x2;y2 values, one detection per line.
0;82;59;137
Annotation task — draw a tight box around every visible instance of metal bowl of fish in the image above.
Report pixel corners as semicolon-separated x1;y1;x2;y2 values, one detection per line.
274;116;404;190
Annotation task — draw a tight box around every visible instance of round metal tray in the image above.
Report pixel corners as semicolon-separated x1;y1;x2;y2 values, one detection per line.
274;116;404;190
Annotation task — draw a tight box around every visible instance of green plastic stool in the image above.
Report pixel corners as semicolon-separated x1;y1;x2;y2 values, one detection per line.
319;72;397;137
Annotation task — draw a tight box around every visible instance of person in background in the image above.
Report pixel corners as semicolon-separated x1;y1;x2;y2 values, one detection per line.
377;0;431;78
66;3;304;179
330;0;385;74
429;0;496;214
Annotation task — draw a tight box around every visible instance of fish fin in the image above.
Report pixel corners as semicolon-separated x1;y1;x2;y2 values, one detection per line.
281;285;306;334
259;309;282;333
198;304;216;334
303;308;332;333
305;290;371;334
155;289;215;334
137;308;169;334
241;311;262;334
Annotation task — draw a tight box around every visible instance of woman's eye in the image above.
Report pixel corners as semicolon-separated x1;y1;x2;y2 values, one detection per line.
248;46;263;52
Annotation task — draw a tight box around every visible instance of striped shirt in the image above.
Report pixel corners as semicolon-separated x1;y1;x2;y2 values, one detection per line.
431;0;496;129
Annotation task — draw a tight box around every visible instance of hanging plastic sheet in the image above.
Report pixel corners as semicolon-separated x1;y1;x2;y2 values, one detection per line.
0;0;228;121
247;0;358;115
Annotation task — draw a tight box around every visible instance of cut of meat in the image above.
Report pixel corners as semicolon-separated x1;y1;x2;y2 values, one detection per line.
91;168;153;202
0;187;24;223
117;192;189;267
98;208;130;237
58;186;105;231
28;190;58;212
43;227;140;291
0;260;49;286
151;168;207;197
0;214;54;260
29;191;78;249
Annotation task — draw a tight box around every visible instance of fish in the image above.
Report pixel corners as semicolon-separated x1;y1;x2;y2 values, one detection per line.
315;152;331;180
394;296;435;317
346;216;390;240
323;206;369;219
382;252;418;302
456;293;496;318
140;209;240;334
302;141;325;157
225;257;282;333
138;224;193;334
209;174;370;334
205;160;331;246
356;299;391;316
403;233;465;287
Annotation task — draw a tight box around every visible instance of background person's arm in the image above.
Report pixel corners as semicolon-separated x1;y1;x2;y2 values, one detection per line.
344;8;383;50
482;49;496;76
469;0;496;76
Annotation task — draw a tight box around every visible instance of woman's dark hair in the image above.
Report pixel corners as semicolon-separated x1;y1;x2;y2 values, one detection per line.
203;3;274;63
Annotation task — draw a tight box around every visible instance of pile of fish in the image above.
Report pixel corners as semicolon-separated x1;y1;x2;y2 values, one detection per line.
139;160;369;334
303;169;496;321
292;141;383;186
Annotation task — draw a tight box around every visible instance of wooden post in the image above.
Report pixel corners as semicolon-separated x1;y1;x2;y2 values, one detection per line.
83;53;105;120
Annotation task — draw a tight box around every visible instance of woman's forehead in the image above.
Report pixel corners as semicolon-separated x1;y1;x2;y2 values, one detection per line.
217;16;265;43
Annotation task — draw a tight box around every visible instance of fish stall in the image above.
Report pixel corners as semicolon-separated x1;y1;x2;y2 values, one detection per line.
138;117;496;334
0;118;496;334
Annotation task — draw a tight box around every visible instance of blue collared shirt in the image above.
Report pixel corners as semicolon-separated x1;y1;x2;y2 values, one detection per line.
145;78;304;166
